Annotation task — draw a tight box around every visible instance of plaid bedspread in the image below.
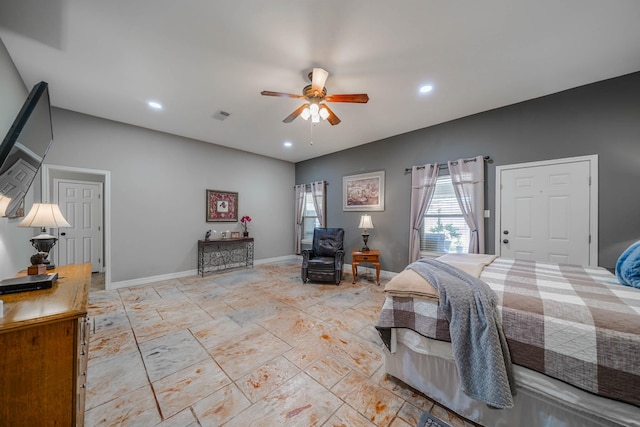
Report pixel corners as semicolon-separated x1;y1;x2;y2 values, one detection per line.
376;257;640;407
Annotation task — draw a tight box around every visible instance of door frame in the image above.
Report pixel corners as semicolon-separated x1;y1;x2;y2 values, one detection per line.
494;155;598;266
41;164;112;288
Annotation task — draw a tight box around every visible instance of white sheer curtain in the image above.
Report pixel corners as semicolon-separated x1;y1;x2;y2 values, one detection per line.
294;184;305;255
311;181;326;227
409;163;440;263
448;155;485;254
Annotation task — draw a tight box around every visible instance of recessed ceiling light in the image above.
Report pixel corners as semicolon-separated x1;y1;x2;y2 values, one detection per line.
148;101;163;110
419;85;433;94
284;141;293;148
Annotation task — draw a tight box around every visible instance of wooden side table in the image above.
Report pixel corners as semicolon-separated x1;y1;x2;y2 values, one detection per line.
352;249;381;285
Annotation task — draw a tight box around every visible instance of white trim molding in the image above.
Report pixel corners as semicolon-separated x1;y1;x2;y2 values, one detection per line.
41;163;113;287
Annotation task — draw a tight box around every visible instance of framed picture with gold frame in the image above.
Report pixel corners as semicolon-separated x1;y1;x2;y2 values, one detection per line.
230;231;241;239
206;189;238;222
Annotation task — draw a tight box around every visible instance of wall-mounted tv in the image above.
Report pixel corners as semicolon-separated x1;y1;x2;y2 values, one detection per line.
0;81;53;218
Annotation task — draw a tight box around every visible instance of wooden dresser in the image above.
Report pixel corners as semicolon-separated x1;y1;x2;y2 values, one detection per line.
0;264;91;426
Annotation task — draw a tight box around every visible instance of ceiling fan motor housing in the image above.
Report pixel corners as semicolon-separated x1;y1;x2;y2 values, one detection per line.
303;84;327;100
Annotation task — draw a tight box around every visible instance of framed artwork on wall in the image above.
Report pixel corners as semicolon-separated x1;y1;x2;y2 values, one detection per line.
343;170;385;211
206;189;238;222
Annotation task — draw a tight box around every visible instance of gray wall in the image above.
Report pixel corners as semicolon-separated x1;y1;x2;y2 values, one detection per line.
0;37;34;278
1;36;295;283
296;72;640;273
45;109;295;283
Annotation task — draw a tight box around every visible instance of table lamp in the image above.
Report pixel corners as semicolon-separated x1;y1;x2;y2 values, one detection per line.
18;203;71;270
358;214;374;251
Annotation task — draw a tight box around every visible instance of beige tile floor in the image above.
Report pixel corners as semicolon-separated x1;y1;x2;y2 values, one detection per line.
85;261;477;427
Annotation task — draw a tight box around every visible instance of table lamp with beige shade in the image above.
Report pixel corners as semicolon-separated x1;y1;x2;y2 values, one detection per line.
18;203;71;272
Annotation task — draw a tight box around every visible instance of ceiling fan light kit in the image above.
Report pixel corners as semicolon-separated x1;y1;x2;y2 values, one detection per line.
261;67;368;126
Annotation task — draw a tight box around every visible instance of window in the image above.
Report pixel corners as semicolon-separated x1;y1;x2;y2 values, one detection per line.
302;190;320;242
420;175;470;254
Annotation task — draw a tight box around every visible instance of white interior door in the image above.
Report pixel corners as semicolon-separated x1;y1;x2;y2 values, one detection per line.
55;180;103;272
496;156;597;266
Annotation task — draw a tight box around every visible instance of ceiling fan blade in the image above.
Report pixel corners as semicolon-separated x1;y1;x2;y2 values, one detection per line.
311;68;329;95
324;93;369;103
321;104;341;126
261;90;304;99
283;103;308;123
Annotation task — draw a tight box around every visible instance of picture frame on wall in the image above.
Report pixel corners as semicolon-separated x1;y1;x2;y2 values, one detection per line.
206;189;238;222
343;170;385;211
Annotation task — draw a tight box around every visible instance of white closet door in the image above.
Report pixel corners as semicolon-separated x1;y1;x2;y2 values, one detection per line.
56;180;103;272
497;156;596;266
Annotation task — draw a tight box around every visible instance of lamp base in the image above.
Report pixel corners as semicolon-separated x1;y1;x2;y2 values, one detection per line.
361;233;370;252
30;235;58;271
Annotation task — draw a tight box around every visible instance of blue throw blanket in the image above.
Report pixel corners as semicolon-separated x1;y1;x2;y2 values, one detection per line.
408;258;515;409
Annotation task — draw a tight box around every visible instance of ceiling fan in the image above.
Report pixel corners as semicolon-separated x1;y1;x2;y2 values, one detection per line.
261;68;369;126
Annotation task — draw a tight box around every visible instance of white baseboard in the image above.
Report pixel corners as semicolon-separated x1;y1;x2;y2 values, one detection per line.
109;269;198;290
107;255;398;291
254;254;299;265
108;254;301;290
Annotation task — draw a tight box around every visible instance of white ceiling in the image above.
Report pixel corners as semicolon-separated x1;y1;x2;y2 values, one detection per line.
1;1;639;163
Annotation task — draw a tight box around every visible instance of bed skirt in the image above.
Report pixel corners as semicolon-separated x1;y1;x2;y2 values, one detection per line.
384;330;639;427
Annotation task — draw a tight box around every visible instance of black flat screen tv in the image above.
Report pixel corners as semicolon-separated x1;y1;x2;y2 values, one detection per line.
0;81;53;218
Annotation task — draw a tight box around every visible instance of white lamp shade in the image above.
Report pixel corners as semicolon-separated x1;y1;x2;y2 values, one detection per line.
0;194;11;217
18;203;71;228
358;214;374;229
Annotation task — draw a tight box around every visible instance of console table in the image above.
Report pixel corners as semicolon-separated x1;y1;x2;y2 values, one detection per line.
198;238;254;276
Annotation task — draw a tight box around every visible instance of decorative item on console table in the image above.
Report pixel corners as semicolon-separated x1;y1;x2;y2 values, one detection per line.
28;252;47;275
240;215;252;237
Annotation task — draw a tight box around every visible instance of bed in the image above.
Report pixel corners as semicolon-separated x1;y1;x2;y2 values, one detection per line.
375;254;640;427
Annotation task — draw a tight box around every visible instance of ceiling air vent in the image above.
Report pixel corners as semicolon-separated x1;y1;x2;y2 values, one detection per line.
213;110;231;121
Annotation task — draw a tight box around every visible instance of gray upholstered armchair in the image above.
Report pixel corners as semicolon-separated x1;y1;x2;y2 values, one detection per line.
301;228;345;285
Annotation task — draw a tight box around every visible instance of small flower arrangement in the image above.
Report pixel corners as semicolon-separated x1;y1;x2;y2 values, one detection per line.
240;215;252;232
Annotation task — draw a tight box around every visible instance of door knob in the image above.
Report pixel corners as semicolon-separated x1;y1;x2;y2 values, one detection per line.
503;239;509;244
60;232;66;236
503;230;509;234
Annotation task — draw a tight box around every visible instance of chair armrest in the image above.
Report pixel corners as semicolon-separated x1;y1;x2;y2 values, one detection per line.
302;249;315;265
334;250;345;266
